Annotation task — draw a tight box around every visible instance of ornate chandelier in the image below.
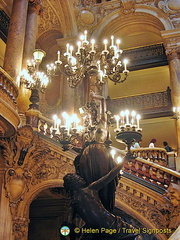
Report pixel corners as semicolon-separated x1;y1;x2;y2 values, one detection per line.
52;105;142;152
47;30;129;88
20;49;49;109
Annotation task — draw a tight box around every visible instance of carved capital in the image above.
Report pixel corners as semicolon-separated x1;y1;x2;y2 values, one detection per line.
165;46;180;60
29;0;43;15
161;30;180;60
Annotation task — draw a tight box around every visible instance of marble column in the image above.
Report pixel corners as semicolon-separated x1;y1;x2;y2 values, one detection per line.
18;0;43;116
22;0;43;68
161;29;180;171
3;0;29;80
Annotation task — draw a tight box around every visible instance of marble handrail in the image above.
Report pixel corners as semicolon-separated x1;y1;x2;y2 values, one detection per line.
111;147;180;189
37;118;180;189
131;147;168;166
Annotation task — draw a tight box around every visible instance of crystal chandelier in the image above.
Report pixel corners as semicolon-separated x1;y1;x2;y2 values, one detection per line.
47;30;129;88
20;49;49;109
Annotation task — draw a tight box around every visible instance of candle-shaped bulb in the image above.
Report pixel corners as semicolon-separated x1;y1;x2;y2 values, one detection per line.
125;109;130;125
123;59;128;71
103;39;108;51
136;114;141;129
91;39;95;51
120;111;125;126
131;110;136;125
70;46;73;57
77;41;81;52
84;30;87;41
66;43;69;54
57;51;60;61
111;35;114;47
116;39;121;50
115;115;120;129
53;114;58;129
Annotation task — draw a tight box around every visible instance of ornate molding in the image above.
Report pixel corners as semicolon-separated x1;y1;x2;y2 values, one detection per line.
0;125;74;217
72;0;180;31
158;0;180;28
165;183;180;230
38;0;61;35
116;175;180;238
161;30;180;59
107;87;172;118
12;217;29;240
123;43;168;70
116;184;171;236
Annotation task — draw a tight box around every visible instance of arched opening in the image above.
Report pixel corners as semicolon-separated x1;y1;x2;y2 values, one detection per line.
28;187;70;240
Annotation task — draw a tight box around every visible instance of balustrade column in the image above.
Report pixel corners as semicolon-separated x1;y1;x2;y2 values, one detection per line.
3;0;29;80
161;29;180;171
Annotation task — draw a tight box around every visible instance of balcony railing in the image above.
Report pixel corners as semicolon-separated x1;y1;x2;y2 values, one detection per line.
0;67;19;137
107;87;172;119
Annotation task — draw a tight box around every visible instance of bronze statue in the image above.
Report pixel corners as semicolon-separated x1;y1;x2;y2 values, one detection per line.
74;125;118;212
63;157;138;240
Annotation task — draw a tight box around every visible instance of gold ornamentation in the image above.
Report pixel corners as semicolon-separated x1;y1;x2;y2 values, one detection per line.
12;217;29;240
38;0;61;35
0;124;74;218
165;183;180;230
116;185;169;229
121;0;135;14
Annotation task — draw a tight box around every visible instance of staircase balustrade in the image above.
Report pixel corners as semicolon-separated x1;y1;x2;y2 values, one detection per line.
37;116;180;190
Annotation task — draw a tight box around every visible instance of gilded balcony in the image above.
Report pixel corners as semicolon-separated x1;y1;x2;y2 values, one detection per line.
0;67;20;137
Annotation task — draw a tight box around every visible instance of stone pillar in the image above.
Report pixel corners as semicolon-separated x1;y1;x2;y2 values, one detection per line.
22;0;43;68
161;29;180;171
18;0;43;115
3;0;29;80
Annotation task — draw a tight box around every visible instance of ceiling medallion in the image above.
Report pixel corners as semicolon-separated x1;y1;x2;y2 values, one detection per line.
77;6;97;29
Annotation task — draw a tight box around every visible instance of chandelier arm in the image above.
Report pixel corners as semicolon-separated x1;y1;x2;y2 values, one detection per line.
108;72;128;84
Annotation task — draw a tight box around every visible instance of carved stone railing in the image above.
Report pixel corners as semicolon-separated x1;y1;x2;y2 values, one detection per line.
107;87;172;119
38;114;54;137
0;67;18;106
37;116;180;190
37;118;180;191
112;147;180;190
131;147;168;166
0;67;19;137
